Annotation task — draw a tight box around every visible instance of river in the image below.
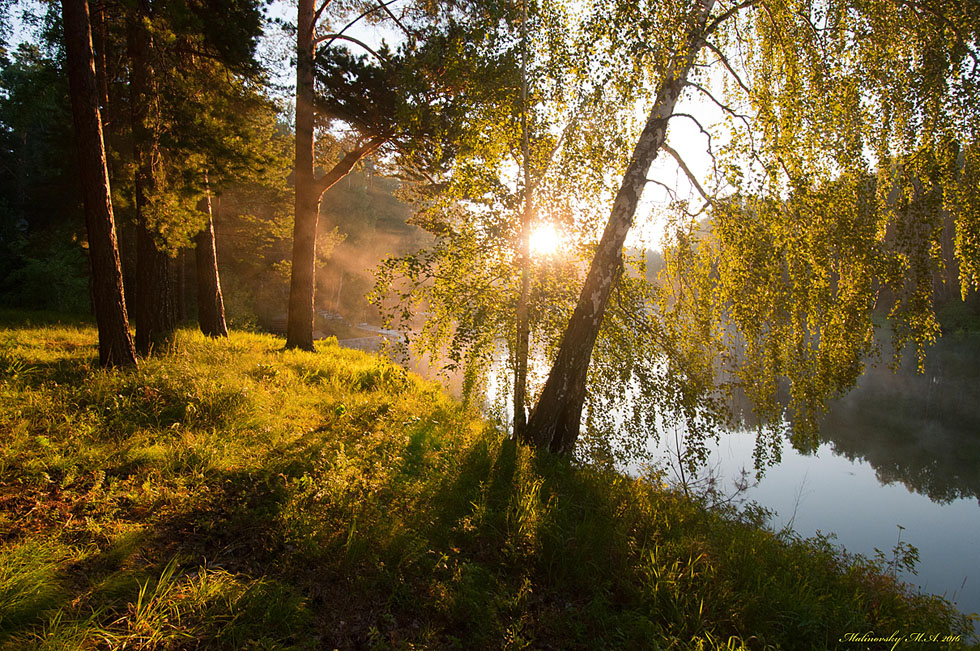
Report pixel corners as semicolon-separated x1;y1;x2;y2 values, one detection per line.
643;334;980;620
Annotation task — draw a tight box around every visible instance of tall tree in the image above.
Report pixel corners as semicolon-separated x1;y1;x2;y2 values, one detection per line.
526;0;717;454
286;0;518;350
287;0;325;351
119;0;263;353
60;0;137;367
372;0;631;428
513;0;532;438
126;0;177;355
163;57;285;338
526;0;980;456
287;0;382;350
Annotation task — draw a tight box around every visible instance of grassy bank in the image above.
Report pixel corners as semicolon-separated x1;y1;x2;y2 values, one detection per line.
0;313;974;649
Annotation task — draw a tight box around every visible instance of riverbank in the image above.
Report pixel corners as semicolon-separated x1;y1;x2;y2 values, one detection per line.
0;313;974;649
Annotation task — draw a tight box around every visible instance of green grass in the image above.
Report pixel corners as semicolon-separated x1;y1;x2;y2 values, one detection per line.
0;311;974;649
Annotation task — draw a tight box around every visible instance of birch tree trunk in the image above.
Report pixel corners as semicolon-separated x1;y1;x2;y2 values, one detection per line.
61;0;137;368
525;0;716;454
513;0;532;439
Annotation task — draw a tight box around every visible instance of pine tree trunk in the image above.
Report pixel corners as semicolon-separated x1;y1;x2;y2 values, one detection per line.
177;249;186;323
195;180;228;338
61;0;137;368
128;0;177;356
285;0;387;350
286;0;318;351
525;0;715;454
91;0;109;114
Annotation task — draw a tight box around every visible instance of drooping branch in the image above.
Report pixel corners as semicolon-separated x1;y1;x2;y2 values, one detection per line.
757;0;788;50
647;177;681;201
703;40;751;95
529;74;616;196
647;177;711;218
899;0;980;68
686;80;758;152
685;80;751;122
525;0;719;454
672;111;720;179
705;0;759;37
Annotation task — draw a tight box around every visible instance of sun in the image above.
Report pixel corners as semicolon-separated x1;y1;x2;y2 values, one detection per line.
529;223;562;257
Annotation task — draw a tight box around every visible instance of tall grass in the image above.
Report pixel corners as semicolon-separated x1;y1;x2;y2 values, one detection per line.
0;312;974;649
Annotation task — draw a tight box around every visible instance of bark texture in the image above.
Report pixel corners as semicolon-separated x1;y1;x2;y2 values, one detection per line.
61;0;137;368
286;0;318;350
91;0;109;114
128;0;177;356
525;0;716;454
195;183;228;338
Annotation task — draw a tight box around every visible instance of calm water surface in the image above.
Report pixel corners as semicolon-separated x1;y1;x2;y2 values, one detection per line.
647;335;980;619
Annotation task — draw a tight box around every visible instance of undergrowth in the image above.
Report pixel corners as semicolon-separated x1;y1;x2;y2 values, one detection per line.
0;312;974;649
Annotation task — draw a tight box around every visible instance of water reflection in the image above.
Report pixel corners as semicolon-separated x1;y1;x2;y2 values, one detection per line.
673;334;980;619
819;334;980;504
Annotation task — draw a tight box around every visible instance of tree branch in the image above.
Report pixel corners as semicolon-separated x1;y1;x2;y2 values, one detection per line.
686;81;751;122
314;0;407;53
647;177;710;218
529;73;616;195
375;0;414;41
673;112;720;179
685;80;758;152
662;143;713;204
647;178;682;202
312;0;332;30
703;40;751;95
757;0;787;50
313;33;387;61
899;0;980;68
314;135;387;198
705;0;760;37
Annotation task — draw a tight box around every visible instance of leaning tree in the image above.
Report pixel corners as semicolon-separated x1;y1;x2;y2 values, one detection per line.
525;0;980;458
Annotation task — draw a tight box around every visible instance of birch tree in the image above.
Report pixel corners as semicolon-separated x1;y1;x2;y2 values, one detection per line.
526;0;980;457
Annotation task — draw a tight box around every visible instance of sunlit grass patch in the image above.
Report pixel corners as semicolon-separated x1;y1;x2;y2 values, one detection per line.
0;311;974;649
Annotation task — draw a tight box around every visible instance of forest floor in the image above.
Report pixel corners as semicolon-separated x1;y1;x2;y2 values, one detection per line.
0;310;975;650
